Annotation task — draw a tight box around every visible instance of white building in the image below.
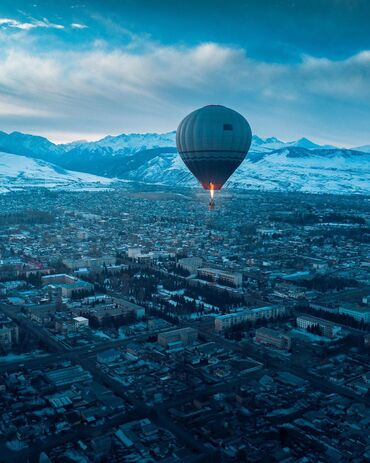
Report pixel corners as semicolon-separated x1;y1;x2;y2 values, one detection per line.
215;306;286;332
296;314;335;337
73;316;89;329
339;306;370;323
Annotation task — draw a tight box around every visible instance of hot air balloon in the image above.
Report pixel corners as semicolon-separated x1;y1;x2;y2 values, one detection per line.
176;105;252;208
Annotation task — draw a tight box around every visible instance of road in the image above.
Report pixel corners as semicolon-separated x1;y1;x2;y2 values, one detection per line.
0;303;212;462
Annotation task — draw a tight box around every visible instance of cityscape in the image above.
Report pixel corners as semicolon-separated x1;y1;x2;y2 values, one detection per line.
0;187;369;462
1;0;370;462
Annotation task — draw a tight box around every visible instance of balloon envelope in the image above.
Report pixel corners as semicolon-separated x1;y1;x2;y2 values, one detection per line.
176;105;252;190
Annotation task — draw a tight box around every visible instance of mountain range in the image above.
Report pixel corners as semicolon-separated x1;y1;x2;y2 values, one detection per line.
0;130;369;195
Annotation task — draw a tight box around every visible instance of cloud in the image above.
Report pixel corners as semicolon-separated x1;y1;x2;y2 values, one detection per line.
0;18;34;30
0;39;369;145
71;23;88;29
0;100;49;117
0;17;64;31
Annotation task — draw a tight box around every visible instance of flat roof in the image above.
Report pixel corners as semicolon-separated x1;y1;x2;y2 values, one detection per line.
297;314;334;325
340;306;370;313
73;316;88;322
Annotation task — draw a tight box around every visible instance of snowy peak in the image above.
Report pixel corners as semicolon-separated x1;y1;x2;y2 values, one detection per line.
287;137;337;150
250;136;337;152
0;128;365;159
251;135;265;145
63;131;177;154
0;129;369;195
290;137;320;149
264;137;283;144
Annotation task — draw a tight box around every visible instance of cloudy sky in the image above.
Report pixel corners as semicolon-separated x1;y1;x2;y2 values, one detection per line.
0;0;369;146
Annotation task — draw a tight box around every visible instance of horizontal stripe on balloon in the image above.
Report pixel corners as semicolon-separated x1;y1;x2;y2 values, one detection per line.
179;149;248;154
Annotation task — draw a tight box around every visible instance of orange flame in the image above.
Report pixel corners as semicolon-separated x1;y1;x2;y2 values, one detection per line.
210;182;215;200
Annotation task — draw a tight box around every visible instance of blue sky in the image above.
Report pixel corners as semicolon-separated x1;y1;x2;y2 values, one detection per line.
0;0;369;145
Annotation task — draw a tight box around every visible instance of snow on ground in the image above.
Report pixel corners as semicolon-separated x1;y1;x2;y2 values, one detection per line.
122;146;370;195
227;149;370;194
0;151;114;191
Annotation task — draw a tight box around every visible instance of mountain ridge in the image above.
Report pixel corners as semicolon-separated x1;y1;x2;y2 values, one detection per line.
0;130;369;195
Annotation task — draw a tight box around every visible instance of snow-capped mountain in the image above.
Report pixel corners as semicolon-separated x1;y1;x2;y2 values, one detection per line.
118;147;370;195
0;151;114;192
0;130;369;195
61;131;177;154
250;136;336;152
227;148;370;194
0;130;338;162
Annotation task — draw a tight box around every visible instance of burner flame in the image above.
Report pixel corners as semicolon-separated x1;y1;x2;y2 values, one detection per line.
210;182;214;200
